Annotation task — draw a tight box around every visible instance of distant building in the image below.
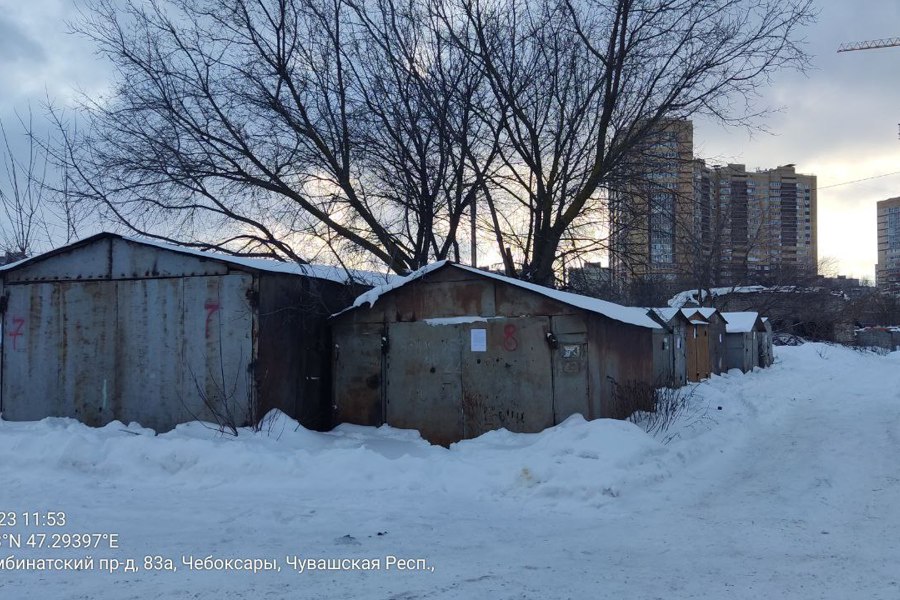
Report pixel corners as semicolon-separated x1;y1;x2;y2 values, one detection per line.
876;197;900;295
567;262;612;296
609;119;817;291
814;274;869;300
610;119;695;284
694;162;818;285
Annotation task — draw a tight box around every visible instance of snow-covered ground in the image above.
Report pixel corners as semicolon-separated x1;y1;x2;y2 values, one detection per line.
3;343;900;598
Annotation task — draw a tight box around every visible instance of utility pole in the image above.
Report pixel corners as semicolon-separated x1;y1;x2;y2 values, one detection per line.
470;198;477;268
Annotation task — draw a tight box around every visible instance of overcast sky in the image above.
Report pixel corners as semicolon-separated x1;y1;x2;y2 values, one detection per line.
2;0;900;279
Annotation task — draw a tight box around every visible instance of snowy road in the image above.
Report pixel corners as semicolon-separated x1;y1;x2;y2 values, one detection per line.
2;343;900;598
563;344;900;599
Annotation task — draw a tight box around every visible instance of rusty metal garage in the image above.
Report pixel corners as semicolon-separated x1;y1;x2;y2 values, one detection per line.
0;232;373;432
331;261;667;445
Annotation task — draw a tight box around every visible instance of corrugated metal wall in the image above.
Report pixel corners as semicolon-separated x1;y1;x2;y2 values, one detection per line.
2;274;255;431
332;266;660;443
0;236;258;431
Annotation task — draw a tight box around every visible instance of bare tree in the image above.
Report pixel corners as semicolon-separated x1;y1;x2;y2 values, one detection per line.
62;0;814;281
1;106;90;258
60;0;494;272
46;106;85;245
343;0;499;267
0;112;50;260
448;0;814;284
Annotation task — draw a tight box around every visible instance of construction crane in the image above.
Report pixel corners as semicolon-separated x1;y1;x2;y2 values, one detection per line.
837;37;900;53
837;37;900;137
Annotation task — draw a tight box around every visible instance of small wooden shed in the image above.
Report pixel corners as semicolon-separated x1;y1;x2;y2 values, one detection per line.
685;308;729;375
721;311;766;373
331;262;666;445
684;313;711;382
0;232;378;432
655;308;711;382
648;308;691;387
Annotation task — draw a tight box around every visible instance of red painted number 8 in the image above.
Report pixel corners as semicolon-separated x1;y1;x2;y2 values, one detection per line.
502;324;518;351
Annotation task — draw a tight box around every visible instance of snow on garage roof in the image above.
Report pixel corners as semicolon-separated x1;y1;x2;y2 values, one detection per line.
0;232;398;286
691;307;724;320
347;261;661;329
722;312;763;333
124;234;399;285
650;307;727;324
649;307;685;323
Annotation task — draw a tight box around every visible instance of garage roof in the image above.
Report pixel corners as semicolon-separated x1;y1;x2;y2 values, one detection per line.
347;261;662;329
0;232;396;286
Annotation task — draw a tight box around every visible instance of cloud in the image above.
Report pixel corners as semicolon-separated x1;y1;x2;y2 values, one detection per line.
0;15;46;63
2;0;899;277
688;1;900;279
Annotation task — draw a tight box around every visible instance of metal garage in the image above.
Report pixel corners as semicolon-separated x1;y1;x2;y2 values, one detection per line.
0;232;374;432
331;261;667;445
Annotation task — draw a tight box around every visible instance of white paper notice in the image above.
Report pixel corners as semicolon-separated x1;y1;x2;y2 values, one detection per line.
470;328;487;352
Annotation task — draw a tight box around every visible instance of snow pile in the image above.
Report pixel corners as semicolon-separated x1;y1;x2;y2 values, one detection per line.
5;342;887;516
3;343;892;510
7;342;900;599
0;410;669;510
451;416;670;504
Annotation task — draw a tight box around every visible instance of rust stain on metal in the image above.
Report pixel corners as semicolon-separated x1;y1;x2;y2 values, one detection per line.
332;264;666;444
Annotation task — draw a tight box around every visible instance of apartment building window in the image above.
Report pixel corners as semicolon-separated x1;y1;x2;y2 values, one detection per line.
888;212;900;250
649;191;675;264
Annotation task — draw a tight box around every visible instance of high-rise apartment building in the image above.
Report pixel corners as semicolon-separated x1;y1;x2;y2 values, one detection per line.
610;120;695;283
876;197;900;295
694;162;817;285
610;120;817;289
